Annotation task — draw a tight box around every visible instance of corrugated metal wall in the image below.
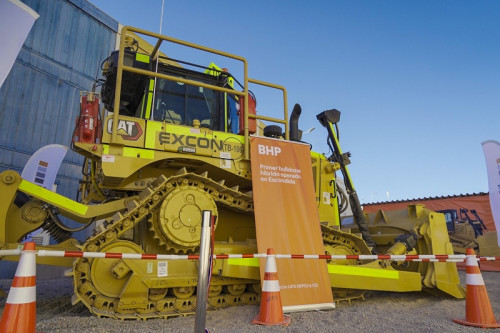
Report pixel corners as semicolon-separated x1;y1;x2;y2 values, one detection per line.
0;0;118;200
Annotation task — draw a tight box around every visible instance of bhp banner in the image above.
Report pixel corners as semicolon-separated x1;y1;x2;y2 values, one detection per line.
482;140;500;246
250;136;334;312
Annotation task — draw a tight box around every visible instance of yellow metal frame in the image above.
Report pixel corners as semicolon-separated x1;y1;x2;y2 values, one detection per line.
111;26;289;159
1;170;129;223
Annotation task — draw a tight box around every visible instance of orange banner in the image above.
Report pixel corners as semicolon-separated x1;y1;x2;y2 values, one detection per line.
250;136;334;311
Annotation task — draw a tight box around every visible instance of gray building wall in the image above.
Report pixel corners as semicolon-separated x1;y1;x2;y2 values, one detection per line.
0;0;118;278
0;0;118;200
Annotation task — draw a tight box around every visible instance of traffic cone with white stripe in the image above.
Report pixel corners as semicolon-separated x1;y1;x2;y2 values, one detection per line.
252;248;290;326
0;242;37;333
453;248;500;328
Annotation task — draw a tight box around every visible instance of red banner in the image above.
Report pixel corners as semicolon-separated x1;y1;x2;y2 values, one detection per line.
250;136;334;311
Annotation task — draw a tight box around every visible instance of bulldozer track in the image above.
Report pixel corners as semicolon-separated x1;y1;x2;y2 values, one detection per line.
71;171;259;319
71;171;370;319
320;224;371;302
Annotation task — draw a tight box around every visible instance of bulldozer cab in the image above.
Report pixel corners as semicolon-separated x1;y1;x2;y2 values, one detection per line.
98;26;289;161
102;51;237;133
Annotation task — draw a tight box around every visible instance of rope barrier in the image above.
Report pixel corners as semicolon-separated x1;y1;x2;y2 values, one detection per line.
34;249;471;262
0;249;21;256
478;256;500;262
3;248;497;263
37;250;200;260
276;254;469;262
36;250;268;260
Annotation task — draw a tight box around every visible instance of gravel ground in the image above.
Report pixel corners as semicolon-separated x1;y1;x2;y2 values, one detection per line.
1;270;499;333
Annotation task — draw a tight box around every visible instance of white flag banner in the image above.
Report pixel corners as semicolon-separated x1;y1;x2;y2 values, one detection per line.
0;0;39;88
482;140;500;246
21;144;68;191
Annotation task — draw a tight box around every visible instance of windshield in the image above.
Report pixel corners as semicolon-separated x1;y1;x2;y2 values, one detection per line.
151;66;222;130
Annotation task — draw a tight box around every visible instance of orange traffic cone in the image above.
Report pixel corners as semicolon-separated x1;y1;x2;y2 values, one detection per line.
252;248;290;326
453;248;500;328
0;242;37;333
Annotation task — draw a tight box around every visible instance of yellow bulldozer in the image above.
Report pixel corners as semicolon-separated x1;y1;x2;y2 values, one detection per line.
0;26;464;319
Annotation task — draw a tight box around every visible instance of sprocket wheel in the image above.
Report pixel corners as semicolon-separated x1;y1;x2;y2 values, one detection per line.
149;180;218;253
90;240;144;298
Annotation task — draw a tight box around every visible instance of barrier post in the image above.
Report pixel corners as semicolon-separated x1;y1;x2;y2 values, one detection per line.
194;210;212;333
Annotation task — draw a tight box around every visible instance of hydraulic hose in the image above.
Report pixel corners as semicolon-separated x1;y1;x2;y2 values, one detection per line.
348;192;376;250
317;110;377;252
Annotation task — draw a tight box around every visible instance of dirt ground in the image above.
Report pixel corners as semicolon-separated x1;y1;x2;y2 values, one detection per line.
1;270;499;333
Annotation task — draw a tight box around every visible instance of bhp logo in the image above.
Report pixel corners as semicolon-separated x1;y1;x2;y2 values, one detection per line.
258;145;281;156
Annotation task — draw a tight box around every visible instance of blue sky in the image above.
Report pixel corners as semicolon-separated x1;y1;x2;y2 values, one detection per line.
90;0;500;203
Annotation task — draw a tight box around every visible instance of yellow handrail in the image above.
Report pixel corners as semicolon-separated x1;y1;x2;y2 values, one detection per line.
111;26;289;159
248;78;289;141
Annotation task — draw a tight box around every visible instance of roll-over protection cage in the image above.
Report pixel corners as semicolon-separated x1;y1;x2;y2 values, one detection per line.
110;26;290;159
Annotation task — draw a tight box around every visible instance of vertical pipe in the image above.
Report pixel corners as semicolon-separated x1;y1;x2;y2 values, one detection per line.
194;210;212;333
150;0;165;121
283;88;289;140
243;60;249;160
111;27;128;144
